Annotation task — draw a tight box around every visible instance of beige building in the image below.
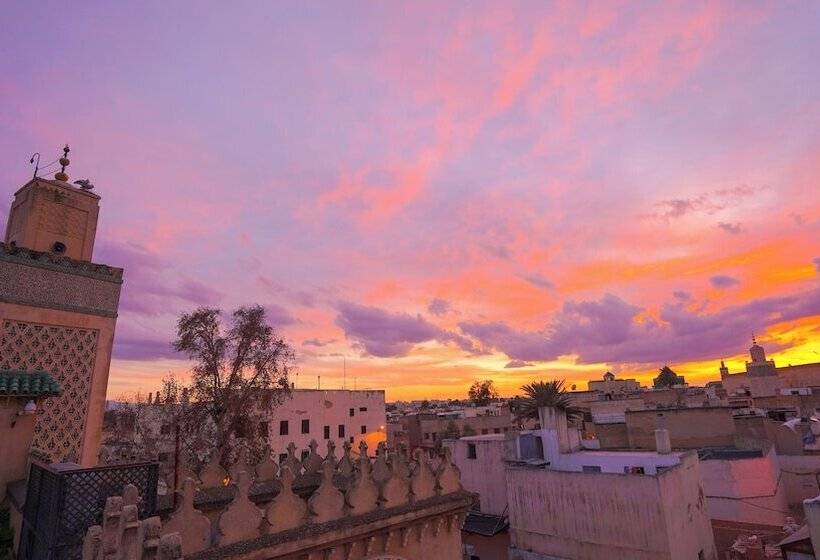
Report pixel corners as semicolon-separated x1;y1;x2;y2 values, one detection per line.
587;371;640;398
1;154;122;466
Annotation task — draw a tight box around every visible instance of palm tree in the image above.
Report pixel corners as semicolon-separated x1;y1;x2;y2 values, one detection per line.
514;379;580;422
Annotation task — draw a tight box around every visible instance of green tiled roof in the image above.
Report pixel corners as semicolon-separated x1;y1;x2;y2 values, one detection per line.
0;370;61;397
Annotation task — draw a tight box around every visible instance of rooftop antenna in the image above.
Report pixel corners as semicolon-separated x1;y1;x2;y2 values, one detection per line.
29;152;40;179
318;375;321;390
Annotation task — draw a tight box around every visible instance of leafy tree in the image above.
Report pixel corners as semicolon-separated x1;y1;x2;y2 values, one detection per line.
461;424;477;437
653;366;683;389
173;305;294;469
514;379;580;422
442;419;461;440
468;379;499;406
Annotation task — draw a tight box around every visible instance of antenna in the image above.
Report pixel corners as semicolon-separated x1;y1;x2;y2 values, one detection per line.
318;375;321;390
29;153;41;179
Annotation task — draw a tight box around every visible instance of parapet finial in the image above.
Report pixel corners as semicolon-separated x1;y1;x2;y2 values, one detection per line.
54;144;71;181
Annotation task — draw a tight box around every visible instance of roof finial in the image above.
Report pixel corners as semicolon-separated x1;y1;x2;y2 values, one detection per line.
54;144;70;181
752;332;757;345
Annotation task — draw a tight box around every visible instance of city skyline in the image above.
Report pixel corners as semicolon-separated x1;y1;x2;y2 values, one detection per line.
2;1;819;400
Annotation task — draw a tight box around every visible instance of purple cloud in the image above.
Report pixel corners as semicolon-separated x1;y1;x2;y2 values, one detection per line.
113;336;180;361
710;275;740;289
717;222;742;234
673;291;691;301
427;298;451;316
265;303;298;326
459;288;820;366
813;257;820;273
95;241;223;316
523;274;554;290
504;359;534;368
654;185;761;220
335;301;477;357
302;337;336;347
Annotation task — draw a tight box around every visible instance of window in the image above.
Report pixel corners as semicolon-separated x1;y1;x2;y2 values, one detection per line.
324;425;330;439
360;425;367;434
432;433;438;441
493;428;500;434
349;436;354;443
258;422;269;437
625;466;645;474
338;424;345;438
278;453;288;463
582;465;602;473
301;419;310;434
301;450;309;461
424;432;430;440
481;429;489;435
359;407;368;412
160;424;171;435
158;452;170;462
279;420;289;436
467;444;477;459
349;408;355;417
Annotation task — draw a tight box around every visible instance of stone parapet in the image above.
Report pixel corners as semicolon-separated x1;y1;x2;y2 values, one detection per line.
82;441;469;560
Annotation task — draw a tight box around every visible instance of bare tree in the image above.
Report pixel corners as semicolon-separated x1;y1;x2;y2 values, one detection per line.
173;305;294;470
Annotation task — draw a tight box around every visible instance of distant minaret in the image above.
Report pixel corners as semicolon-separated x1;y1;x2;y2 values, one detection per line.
719;360;729;378
4;144;101;261
749;334;767;363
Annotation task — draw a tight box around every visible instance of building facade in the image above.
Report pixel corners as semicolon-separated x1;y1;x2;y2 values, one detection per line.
1;160;122;466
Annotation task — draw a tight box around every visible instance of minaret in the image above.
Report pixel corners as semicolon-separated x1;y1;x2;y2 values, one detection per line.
749;334;767;363
719;360;729;378
4;144;100;261
1;146;122;466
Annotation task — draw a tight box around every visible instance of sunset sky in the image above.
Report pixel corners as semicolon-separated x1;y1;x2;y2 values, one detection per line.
1;1;819;401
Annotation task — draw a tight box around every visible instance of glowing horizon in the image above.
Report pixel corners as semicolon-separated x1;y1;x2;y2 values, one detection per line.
1;2;818;402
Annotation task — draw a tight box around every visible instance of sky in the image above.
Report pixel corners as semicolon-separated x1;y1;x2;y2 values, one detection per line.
1;1;819;401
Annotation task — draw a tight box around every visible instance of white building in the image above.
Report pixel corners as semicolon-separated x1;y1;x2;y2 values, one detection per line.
267;389;387;458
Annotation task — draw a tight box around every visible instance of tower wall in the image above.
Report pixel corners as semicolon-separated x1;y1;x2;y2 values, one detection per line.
0;243;121;466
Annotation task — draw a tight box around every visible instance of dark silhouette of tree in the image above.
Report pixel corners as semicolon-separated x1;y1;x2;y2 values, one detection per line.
461;424;477;437
173;305;294;469
514;379;580;422
420;399;431;410
653;366;683;389
468;379;499;406
442;419;461;440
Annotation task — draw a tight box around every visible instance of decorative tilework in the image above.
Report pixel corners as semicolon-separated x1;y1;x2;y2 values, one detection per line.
0;319;98;462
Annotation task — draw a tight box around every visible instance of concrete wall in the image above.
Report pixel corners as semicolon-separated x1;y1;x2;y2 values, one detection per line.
626;407;736;450
780;454;820;508
447;436;508;515
0;399;38;501
734;416;804;455
590;422;629;449
506;453;715;560
699;446;789;527
267;389;386;455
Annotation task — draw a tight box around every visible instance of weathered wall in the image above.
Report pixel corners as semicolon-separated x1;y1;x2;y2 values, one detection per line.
507;467;663;559
734;416;804;455
590;422;629;449
0;400;37;501
268;389;387;454
626;407;735;450
779;454;820;509
447;436;508;515
699;447;789;527
657;453;717;560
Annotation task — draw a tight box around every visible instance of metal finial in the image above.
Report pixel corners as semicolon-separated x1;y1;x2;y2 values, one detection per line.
54;144;70;181
752;333;756;345
29;152;41;179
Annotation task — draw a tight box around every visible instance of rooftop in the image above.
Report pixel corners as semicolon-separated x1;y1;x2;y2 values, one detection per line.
0;369;61;397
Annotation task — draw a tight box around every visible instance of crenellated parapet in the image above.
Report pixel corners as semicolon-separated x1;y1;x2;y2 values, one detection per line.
82;440;469;560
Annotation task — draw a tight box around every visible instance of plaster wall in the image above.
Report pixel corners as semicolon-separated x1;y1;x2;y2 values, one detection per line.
626;407;736;450
0;399;37;501
267;389;387;455
699;447;788;526
506;454;715;560
446;436;508;515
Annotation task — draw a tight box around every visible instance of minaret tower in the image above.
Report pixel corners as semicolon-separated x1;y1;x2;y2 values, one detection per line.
0;146;122;465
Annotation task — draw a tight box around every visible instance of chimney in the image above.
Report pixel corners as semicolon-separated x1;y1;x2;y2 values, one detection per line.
655;413;671;454
538;406;570;463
